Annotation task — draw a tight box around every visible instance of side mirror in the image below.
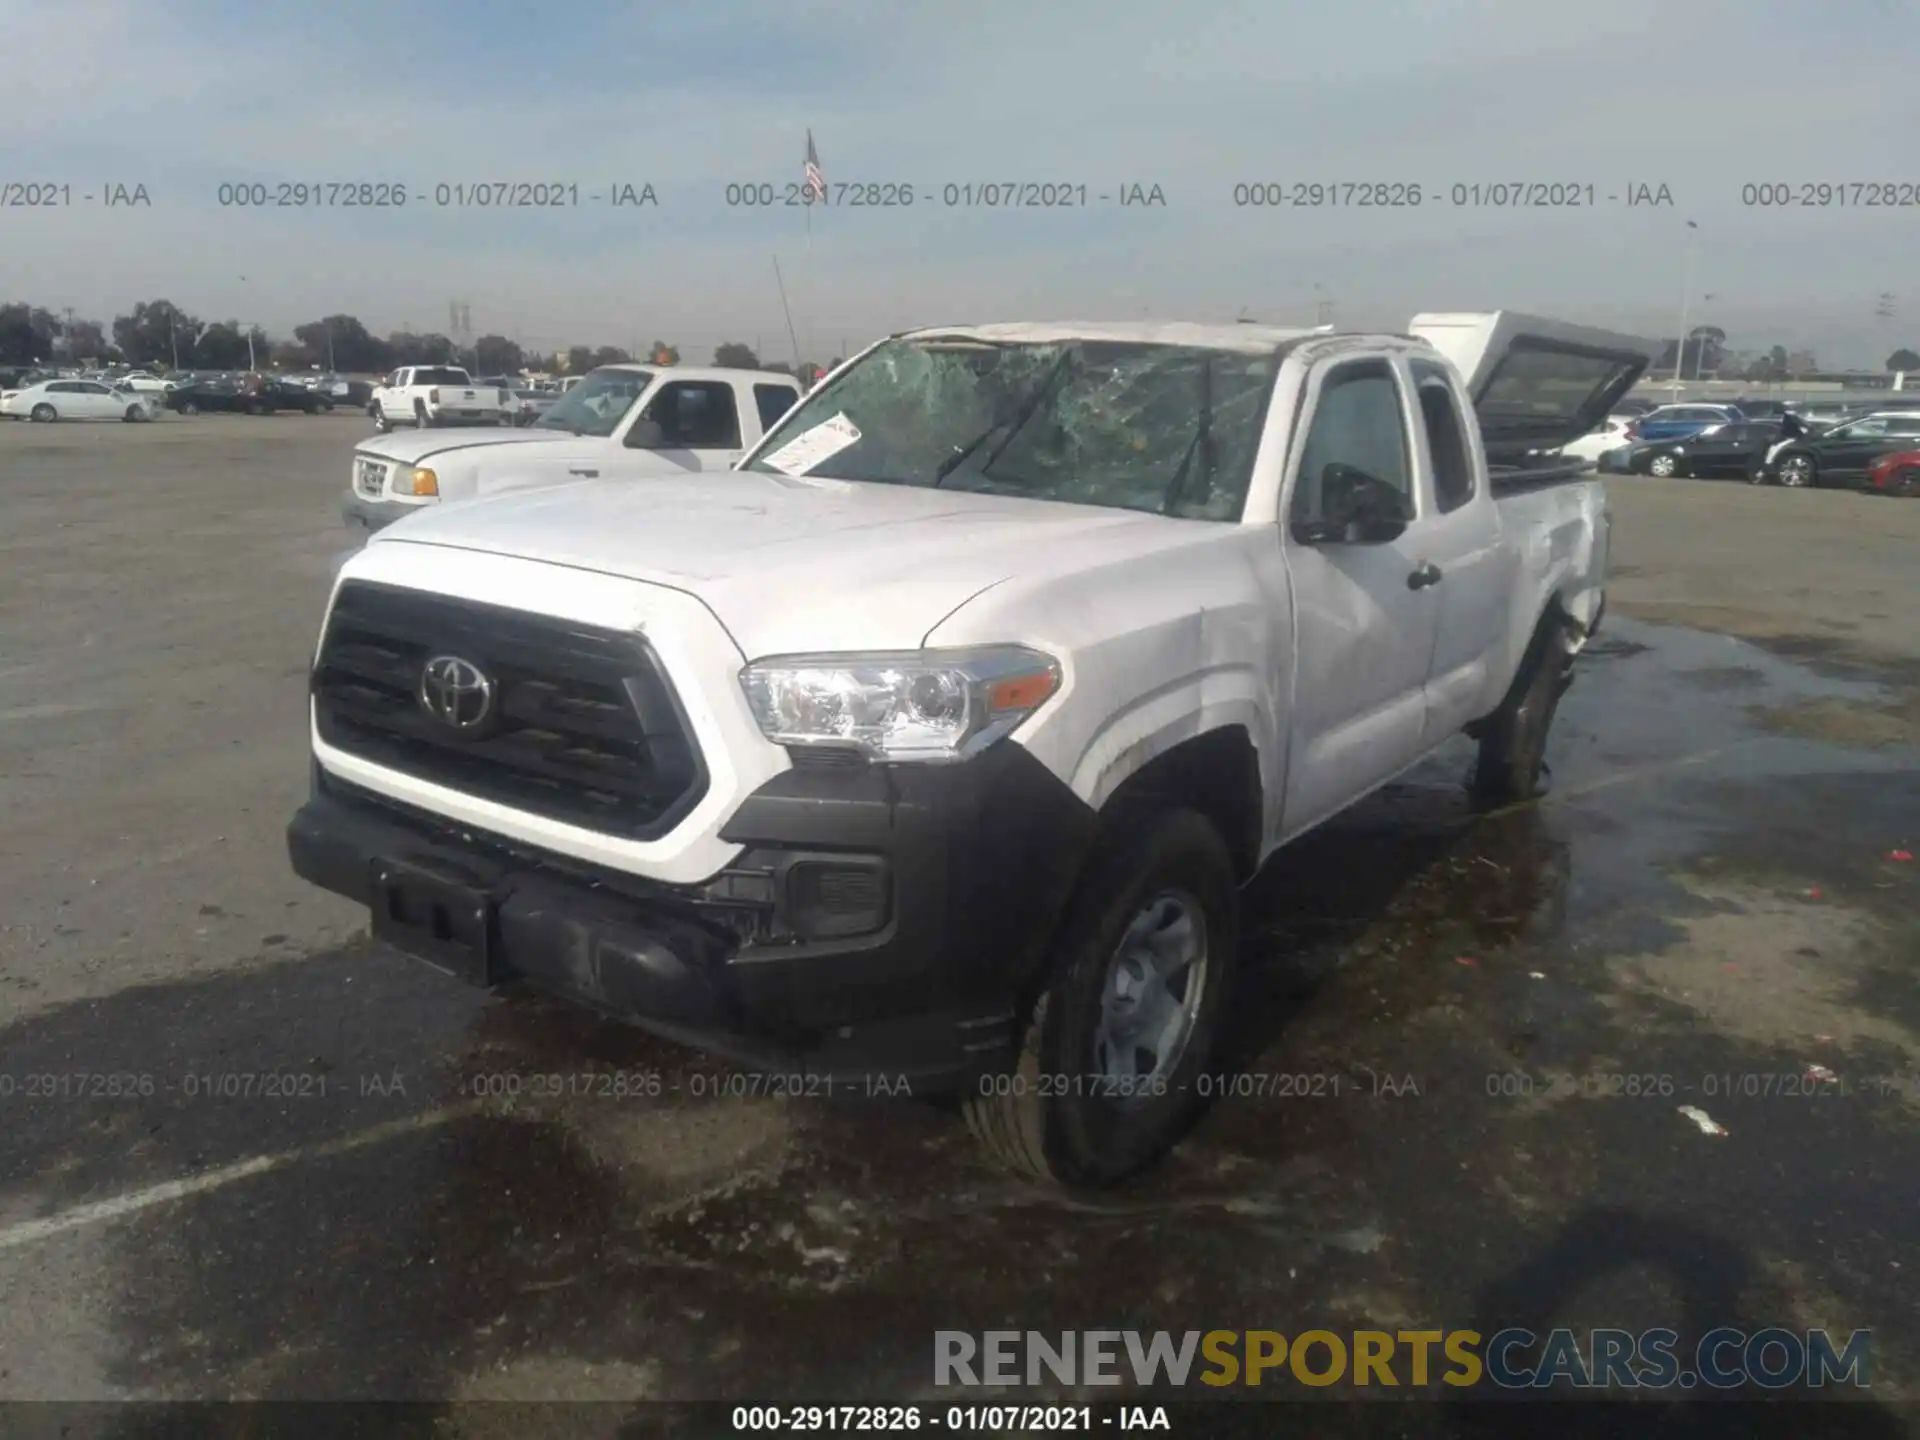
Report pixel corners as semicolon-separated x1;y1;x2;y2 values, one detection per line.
1291;463;1409;546
626;417;664;449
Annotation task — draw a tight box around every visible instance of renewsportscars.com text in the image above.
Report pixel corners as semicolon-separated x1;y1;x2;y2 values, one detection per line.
933;1328;1871;1390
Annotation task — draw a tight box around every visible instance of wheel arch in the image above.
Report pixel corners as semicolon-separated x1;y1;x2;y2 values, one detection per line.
1092;725;1263;885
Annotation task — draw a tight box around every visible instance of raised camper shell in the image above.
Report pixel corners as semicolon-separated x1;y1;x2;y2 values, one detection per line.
1409;311;1659;461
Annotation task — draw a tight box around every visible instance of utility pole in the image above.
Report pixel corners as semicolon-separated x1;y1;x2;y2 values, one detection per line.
169;312;179;370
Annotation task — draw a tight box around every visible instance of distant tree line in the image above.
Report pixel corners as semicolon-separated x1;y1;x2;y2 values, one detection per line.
0;300;840;381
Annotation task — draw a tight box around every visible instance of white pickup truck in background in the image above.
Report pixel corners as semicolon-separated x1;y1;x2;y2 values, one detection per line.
369;365;509;432
291;311;1652;1187
343;363;804;533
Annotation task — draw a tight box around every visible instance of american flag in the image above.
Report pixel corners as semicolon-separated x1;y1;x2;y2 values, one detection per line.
803;130;825;203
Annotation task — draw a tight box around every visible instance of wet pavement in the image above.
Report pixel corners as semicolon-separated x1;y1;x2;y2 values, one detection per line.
1;611;1915;1434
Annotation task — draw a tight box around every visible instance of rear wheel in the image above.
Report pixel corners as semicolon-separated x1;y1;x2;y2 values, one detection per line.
1888;466;1920;497
371;403;391;433
1470;615;1575;807
1777;452;1817;488
29;403;55;423
963;808;1241;1189
124;405;143;422
181;400;199;415
413;400;431;428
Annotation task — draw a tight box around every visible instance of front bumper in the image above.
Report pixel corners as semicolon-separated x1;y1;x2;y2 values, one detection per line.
341;490;432;534
288;745;1098;1091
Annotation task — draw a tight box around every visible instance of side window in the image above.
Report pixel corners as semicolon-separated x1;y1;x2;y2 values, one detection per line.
635;381;742;448
1886;416;1920;437
1289;359;1413;527
753;383;799;433
49;382;77;393
83;383;112;394
1410;360;1474;514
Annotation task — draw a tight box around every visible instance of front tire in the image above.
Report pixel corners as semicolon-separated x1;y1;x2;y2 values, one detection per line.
1470;614;1575;807
414;401;431;429
964;808;1241;1189
1777;452;1817;488
1646;452;1681;478
1887;466;1920;497
371;403;391;433
124;405;143;422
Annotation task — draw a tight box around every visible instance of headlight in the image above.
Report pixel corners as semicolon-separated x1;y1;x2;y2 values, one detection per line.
402;467;438;496
739;646;1060;762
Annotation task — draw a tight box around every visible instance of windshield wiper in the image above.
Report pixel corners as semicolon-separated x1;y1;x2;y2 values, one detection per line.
1161;358;1213;514
936;350;1077;487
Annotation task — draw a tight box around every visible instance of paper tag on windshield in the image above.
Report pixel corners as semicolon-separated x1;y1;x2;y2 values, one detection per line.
761;412;861;475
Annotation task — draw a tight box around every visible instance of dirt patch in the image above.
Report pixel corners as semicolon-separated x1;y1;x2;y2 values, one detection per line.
1606;878;1918;1074
1749;691;1920;749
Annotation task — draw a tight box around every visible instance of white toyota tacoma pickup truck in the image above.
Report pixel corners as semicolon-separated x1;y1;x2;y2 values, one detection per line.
289;311;1652;1187
343;364;804;534
369;365;509;433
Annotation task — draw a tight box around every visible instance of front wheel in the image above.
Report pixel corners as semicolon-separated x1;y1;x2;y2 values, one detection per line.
1777;453;1817;488
963;808;1241;1189
414;402;431;428
1646;452;1681;478
29;403;56;423
1470;616;1575;807
1886;466;1920;497
124;405;144;422
371;404;391;433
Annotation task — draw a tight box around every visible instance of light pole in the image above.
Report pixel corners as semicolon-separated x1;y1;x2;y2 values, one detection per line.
1671;221;1697;398
239;275;256;370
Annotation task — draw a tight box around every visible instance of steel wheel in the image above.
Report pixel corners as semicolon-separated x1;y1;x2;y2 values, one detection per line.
1093;891;1209;1100
1778;454;1815;488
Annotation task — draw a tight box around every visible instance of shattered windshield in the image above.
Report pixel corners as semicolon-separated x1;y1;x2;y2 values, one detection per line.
742;336;1277;520
533;367;655;437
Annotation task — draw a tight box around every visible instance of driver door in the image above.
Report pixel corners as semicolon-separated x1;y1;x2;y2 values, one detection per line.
1279;355;1443;837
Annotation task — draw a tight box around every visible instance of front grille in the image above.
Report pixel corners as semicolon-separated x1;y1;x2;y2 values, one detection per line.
354;458;387;497
313;581;707;839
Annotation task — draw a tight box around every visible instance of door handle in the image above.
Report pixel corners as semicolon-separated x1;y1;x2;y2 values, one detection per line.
569;468;599;477
1407;562;1443;590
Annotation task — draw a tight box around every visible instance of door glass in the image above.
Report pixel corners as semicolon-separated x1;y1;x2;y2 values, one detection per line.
1290;360;1414;528
637;381;742;448
753;383;800;432
1411;361;1473;513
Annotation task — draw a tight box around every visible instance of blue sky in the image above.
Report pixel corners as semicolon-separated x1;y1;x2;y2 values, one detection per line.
6;0;1920;365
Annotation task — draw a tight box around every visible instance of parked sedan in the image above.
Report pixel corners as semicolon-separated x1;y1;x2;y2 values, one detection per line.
1625;420;1785;480
1627;403;1745;443
1556;413;1637;463
1758;410;1920;488
1;378;153;421
162;379;274;415
1865;449;1920;496
258;376;333;412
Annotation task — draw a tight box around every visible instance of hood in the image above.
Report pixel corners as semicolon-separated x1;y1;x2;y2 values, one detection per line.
356;427;572;465
369;472;1190;656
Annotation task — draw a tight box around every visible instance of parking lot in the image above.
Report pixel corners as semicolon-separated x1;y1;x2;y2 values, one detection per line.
1;415;1917;1427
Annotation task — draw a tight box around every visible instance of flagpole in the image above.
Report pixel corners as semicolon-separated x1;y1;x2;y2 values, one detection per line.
773;255;802;368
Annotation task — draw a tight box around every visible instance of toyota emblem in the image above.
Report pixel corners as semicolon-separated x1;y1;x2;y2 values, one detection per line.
418;654;496;731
